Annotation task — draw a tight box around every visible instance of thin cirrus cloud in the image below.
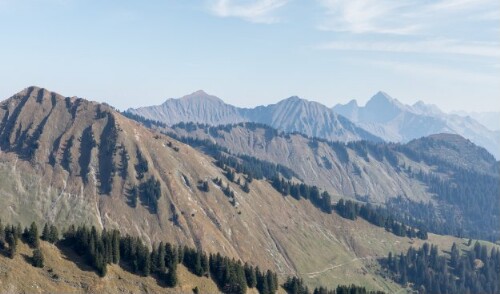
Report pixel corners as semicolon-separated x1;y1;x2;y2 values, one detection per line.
370;59;499;85
208;0;289;24
316;39;500;59
317;0;422;35
317;0;499;35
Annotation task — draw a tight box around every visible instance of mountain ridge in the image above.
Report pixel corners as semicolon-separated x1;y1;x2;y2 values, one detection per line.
127;91;383;143
333;92;500;158
127;90;499;158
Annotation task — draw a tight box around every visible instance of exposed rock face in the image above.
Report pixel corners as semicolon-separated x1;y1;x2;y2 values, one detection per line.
127;91;383;143
131;90;246;126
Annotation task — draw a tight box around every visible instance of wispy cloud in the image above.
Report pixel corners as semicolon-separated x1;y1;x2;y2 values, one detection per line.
371;60;499;85
209;0;289;23
317;0;500;35
427;0;494;12
316;39;500;58
317;0;421;34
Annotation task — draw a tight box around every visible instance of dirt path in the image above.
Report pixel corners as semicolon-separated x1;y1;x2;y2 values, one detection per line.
304;256;375;278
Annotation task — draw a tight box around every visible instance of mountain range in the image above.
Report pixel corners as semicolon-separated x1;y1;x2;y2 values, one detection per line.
333;91;500;158
128;90;500;158
129;90;382;143
0;86;433;291
452;110;500;132
0;86;499;293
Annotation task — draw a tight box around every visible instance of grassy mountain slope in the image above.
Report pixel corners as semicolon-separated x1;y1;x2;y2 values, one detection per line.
0;87;496;292
165;123;435;202
164;122;499;240
0;241;222;293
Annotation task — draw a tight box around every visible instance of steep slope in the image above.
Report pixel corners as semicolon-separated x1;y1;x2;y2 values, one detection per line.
0;87;437;291
453;110;500;132
127;91;382;143
168;123;429;203
242;97;382;142
333;92;500;158
165;122;499;240
404;133;497;175
131;90;245;126
0;241;221;294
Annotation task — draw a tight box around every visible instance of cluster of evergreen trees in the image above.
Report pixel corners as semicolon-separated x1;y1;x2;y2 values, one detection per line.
128;177;162;213
197;179;210;192
215;152;297;182
165;130;297;182
139;177;162;213
335;199;428;240
0;220;285;293
409;167;499;241
271;177;333;213
0;221;21;258
209;252;275;294
221;166;251;193
0;221;47;267
63;225;120;276
122;111;167;128
396;142;499;241
134;149;149;180
213;177;238;206
283;276;385;294
383;242;500;293
98;112;119;195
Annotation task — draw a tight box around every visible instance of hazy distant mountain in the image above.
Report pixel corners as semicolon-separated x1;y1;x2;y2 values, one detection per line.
333;92;500;158
130;90;245;125
127;91;382;143
453;110;500;131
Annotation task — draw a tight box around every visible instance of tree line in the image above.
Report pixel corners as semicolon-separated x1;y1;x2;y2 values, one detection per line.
271;177;332;214
283;276;385;294
382;241;500;293
396;140;499;241
165;130;298;182
335;199;428;240
0;220;58;268
1;219;385;294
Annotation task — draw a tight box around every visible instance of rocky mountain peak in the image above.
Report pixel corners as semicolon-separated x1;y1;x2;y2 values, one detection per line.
177;90;224;104
365;91;403;109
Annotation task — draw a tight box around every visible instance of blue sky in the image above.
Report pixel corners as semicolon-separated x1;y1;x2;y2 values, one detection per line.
0;0;498;112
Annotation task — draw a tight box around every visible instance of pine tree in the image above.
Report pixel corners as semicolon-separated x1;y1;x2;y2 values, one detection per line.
41;224;50;241
450;243;460;268
5;226;17;258
242;181;250;193
28;222;40;248
0;220;4;249
112;230;120;264
244;263;257;288
32;248;44;268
